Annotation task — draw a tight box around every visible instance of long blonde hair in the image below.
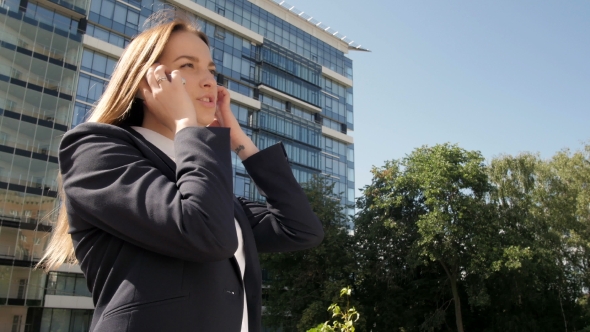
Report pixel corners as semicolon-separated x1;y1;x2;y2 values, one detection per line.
38;10;209;271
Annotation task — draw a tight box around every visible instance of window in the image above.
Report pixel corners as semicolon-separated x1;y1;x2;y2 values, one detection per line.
11;315;22;332
113;3;126;24
127;10;139;25
325;79;332;92
230;103;253;125
46;272;92;297
214;26;226;40
72;102;92;127
212;48;223;62
348;188;355;203
234;174;251;199
76;74;108;103
99;0;114;18
25;3;79;34
0;0;20;11
87;24;130;48
348;168;355;182
81;49;118;78
261;65;320;106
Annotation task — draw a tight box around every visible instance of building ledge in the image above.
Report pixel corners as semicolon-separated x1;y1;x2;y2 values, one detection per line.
83;35;123;58
229;90;261;109
248;0;369;53
51;263;83;274
170;0;264;44
322;66;352;87
257;85;321;113
36;0;86;20
322;126;353;144
44;295;94;309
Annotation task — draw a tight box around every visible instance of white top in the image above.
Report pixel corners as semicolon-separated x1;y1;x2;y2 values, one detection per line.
131;126;249;332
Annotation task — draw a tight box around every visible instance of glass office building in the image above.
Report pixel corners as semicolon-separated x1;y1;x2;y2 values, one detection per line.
0;0;365;329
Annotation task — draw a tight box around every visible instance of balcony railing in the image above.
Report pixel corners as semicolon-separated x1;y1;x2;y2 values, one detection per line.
0;64;75;96
0;212;55;227
0;30;80;65
1;103;70;128
0;135;58;159
0;172;58;190
46;0;88;14
0;244;45;261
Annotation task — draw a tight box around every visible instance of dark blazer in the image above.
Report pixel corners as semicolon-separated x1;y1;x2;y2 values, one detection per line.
58;122;324;332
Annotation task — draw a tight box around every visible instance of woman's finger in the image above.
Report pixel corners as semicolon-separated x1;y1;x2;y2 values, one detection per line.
168;70;185;87
216;87;238;127
153;65;170;88
215;109;225;127
145;64;160;90
217;86;230;106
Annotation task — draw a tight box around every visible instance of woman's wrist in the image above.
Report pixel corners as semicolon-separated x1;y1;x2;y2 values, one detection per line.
232;135;259;161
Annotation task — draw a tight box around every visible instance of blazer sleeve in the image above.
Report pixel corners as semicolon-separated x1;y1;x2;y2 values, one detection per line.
237;143;324;252
59;123;237;262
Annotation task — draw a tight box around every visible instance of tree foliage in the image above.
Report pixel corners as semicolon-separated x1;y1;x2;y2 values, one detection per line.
354;143;590;331
262;143;590;332
482;146;590;331
355;143;500;332
308;287;360;332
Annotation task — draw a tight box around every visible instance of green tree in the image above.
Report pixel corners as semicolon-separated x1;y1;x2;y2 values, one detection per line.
355;143;502;332
354;142;590;331
484;145;590;331
354;158;449;331
260;176;356;332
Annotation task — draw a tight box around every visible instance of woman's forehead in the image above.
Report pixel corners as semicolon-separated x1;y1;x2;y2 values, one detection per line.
160;31;210;61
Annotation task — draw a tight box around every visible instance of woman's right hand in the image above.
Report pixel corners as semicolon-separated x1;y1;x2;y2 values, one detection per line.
138;64;198;133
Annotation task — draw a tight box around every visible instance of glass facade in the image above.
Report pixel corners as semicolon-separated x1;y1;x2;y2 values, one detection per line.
0;0;86;329
0;0;359;329
26;307;93;332
45;272;91;297
190;0;353;79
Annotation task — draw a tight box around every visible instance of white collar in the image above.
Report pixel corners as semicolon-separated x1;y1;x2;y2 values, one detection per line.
131;126;175;161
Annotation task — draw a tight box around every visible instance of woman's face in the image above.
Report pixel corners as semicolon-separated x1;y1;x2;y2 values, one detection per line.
156;30;218;126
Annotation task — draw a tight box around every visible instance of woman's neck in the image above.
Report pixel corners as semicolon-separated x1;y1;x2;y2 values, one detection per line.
141;112;175;140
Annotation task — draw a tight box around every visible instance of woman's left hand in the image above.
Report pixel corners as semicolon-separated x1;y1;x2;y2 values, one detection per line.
208;86;259;160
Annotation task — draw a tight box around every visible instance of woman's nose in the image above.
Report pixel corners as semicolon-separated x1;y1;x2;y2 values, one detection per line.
200;71;216;88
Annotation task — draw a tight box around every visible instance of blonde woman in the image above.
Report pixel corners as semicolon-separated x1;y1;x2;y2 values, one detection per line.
41;11;323;332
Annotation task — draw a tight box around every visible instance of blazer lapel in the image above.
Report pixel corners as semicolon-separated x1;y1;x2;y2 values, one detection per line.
125;126;176;180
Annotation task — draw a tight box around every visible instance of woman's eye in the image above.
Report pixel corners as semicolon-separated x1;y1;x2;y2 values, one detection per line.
180;63;194;68
210;69;217;76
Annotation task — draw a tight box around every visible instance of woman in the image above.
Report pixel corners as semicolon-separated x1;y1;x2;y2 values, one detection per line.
41;11;324;332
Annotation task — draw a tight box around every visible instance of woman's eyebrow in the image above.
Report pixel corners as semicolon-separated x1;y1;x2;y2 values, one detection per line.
174;55;198;62
174;56;215;68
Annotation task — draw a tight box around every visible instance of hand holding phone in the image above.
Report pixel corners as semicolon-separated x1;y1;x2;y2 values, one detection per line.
138;64;196;133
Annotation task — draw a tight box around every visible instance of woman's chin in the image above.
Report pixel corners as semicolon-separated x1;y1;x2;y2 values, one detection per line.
197;110;217;125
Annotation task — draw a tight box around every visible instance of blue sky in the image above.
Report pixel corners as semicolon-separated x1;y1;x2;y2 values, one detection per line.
290;0;590;193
